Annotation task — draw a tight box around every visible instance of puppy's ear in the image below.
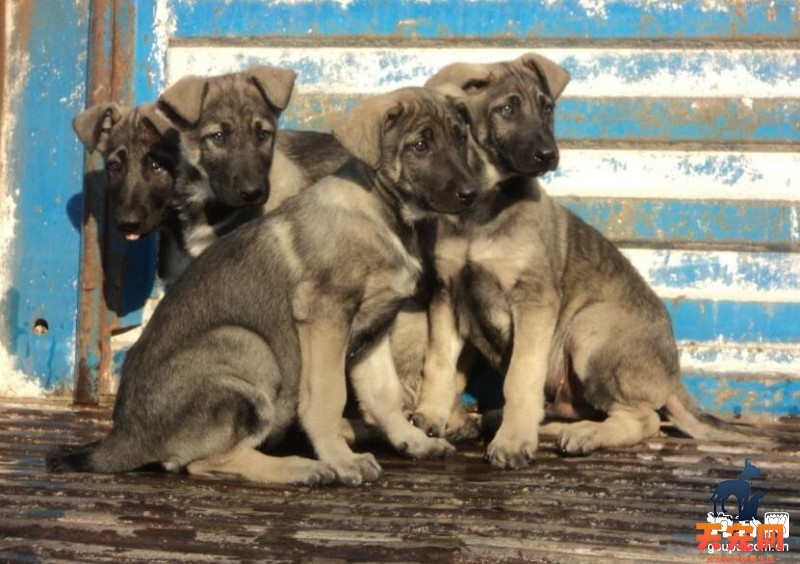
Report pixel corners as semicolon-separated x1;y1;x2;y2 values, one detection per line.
139;103;180;146
516;53;571;100
425;63;494;94
158;74;208;126
333;93;404;170
72;102;123;154
248;66;297;111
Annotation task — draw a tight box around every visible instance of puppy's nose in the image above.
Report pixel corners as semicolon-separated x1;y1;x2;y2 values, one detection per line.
238;185;265;203
456;186;478;205
534;149;558;168
116;211;143;234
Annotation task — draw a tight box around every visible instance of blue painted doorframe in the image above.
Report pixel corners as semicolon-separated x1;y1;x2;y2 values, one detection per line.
1;1;160;401
2;2;89;396
2;1;798;416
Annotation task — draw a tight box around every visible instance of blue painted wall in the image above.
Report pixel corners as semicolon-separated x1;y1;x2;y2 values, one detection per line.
2;2;89;393
2;0;798;417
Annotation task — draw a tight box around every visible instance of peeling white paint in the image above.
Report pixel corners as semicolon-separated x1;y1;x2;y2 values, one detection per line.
0;2;38;397
679;341;800;376
148;0;176;95
167;47;800;99
547;150;798;201
623;250;800;303
578;0;608;19
0;368;46;398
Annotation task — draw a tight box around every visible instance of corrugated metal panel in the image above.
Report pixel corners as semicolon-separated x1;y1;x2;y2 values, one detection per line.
157;0;799;416
1;1;798;417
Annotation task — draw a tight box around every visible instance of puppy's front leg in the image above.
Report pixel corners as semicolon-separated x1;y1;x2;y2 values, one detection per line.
412;288;465;437
296;308;382;486
486;300;558;469
350;333;455;459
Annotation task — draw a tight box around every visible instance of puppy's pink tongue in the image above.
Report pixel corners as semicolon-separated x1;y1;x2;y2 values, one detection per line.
125;233;141;241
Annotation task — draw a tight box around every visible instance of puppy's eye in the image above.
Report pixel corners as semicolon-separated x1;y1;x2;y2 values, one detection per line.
149;159;164;173
542;101;555;115
256;127;272;142
413;139;430;153
499;104;515;117
207;131;226;146
106;160;124;174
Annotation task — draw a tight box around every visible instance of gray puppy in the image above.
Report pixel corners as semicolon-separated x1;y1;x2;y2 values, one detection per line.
46;86;477;486
72;102;180;241
72;67;352;281
411;53;756;468
156;65;349;260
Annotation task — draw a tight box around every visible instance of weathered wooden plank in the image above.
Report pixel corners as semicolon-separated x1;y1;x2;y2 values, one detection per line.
1;400;798;562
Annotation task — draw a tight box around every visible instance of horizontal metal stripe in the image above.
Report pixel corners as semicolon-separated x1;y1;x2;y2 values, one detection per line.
560;198;799;247
547;150;799;201
679;342;800;376
166;47;800;98
682;373;799;417
276;95;800;144
622;250;800;303
666;300;800;343
556;98;800;143
166;1;800;40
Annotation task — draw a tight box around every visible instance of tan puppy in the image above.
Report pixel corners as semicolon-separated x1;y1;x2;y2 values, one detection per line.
412;53;759;468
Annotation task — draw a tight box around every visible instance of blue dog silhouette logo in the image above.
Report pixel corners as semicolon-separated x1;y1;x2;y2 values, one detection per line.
705;458;763;522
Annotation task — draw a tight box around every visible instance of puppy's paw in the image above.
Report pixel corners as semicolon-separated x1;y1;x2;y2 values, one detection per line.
556;421;600;456
485;432;538;469
410;409;449;438
330;452;382;486
398;432;456;459
284;456;337;486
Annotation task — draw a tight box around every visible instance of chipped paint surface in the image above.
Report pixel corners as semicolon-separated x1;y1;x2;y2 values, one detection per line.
624;250;800;303
165;0;800;39
167;47;800;99
0;1;39;398
680;341;800;376
3;0;798;416
546;151;798;201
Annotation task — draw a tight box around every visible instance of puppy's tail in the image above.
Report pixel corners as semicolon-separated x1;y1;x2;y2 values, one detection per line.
662;385;796;444
46;436;151;474
46;440;102;473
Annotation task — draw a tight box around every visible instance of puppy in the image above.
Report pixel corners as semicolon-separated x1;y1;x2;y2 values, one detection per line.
411;53;757;468
72;102;180;241
46;87;478;486
74;68;351;280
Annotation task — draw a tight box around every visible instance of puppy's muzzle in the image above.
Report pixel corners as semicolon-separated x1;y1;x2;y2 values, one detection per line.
237;182;269;205
456;185;478;205
533;149;558;171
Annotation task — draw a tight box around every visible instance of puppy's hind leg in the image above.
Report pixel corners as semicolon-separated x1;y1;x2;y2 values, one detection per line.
188;445;336;485
556;402;661;455
412;289;465;438
350;333;455;459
